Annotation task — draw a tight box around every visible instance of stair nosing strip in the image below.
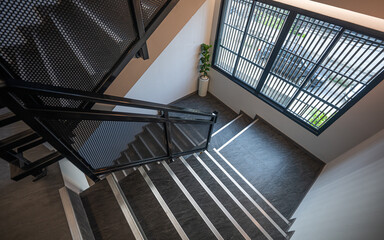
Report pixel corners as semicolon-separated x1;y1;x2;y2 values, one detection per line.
187;124;205;141
174;123;198;146
138;135;156;158
204;151;288;238
213;148;291;224
162;161;224;240
131;143;150;171
193;153;273;240
179;156;250;240
212;113;243;137
59;187;94;240
146;126;167;153
107;174;146;240
198;114;245;146
138;166;189;240
217;119;258;152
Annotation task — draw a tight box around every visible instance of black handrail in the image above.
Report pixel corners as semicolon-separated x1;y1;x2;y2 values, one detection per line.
1;81;218;181
8;81;214;117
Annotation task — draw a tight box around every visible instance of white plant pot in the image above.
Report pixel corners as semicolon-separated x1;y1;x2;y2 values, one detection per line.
198;76;209;97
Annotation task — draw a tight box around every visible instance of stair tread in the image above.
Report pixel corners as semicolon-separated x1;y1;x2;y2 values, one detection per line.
0;112;20;128
0;120;30;141
169;158;245;240
120;170;181;240
185;154;268;239
62;187;95;240
10;151;63;181
81;179;136;240
147;162;216;240
199;151;288;240
209;150;291;229
132;137;152;160
209;113;253;149
139;129;166;158
0;129;40;152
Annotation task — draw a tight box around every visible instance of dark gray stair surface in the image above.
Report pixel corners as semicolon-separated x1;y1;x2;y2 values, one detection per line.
132;137;153;160
208;150;290;230
146;162;216;240
169;123;196;153
140;128;167;158
197;151;288;240
81;179;135;240
209;113;253;150
218;119;324;218
176;123;205;146
124;144;141;162
0;161;71;240
184;154;266;240
65;187;95;240
0;110;19;128
119;170;181;240
171;94;238;132
169;158;244;240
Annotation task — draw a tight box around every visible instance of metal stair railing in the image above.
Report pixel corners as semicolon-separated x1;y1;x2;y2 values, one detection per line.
0;81;217;181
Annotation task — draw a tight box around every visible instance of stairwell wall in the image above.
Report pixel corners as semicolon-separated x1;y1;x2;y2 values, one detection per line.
118;0;215;104
105;0;213;102
208;0;384;163
289;129;384;240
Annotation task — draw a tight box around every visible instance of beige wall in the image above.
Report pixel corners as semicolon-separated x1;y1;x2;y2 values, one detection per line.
274;0;384;32
312;0;384;19
105;0;206;97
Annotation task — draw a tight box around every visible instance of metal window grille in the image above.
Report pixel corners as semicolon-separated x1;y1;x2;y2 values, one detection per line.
234;2;289;88
213;0;384;134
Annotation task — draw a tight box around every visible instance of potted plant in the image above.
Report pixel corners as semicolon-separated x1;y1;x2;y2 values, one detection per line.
198;43;212;97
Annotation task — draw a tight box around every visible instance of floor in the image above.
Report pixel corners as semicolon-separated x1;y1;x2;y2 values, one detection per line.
173;93;324;218
0;112;71;240
0;160;71;240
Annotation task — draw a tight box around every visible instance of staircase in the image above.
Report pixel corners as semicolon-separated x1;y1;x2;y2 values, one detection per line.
61;108;299;240
0;106;64;181
0;0;181;181
0;2;326;239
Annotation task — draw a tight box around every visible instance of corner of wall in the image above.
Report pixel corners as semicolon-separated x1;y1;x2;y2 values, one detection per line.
105;0;208;98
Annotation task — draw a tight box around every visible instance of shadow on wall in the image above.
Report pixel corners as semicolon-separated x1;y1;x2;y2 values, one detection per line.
291;129;384;240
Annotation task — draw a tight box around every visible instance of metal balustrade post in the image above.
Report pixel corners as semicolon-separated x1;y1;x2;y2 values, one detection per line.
163;111;173;161
205;111;218;149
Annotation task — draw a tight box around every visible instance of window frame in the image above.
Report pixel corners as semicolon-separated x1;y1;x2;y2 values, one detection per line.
212;0;384;135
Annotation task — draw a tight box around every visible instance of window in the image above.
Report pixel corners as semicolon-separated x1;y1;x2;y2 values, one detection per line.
213;0;384;134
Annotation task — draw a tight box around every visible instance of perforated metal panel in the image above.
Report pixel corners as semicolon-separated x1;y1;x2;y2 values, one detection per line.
141;0;169;28
0;0;171;93
41;118;147;169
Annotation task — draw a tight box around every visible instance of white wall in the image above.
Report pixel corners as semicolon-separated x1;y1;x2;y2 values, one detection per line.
122;0;215;104
59;159;90;194
208;0;384;163
290;129;384;240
